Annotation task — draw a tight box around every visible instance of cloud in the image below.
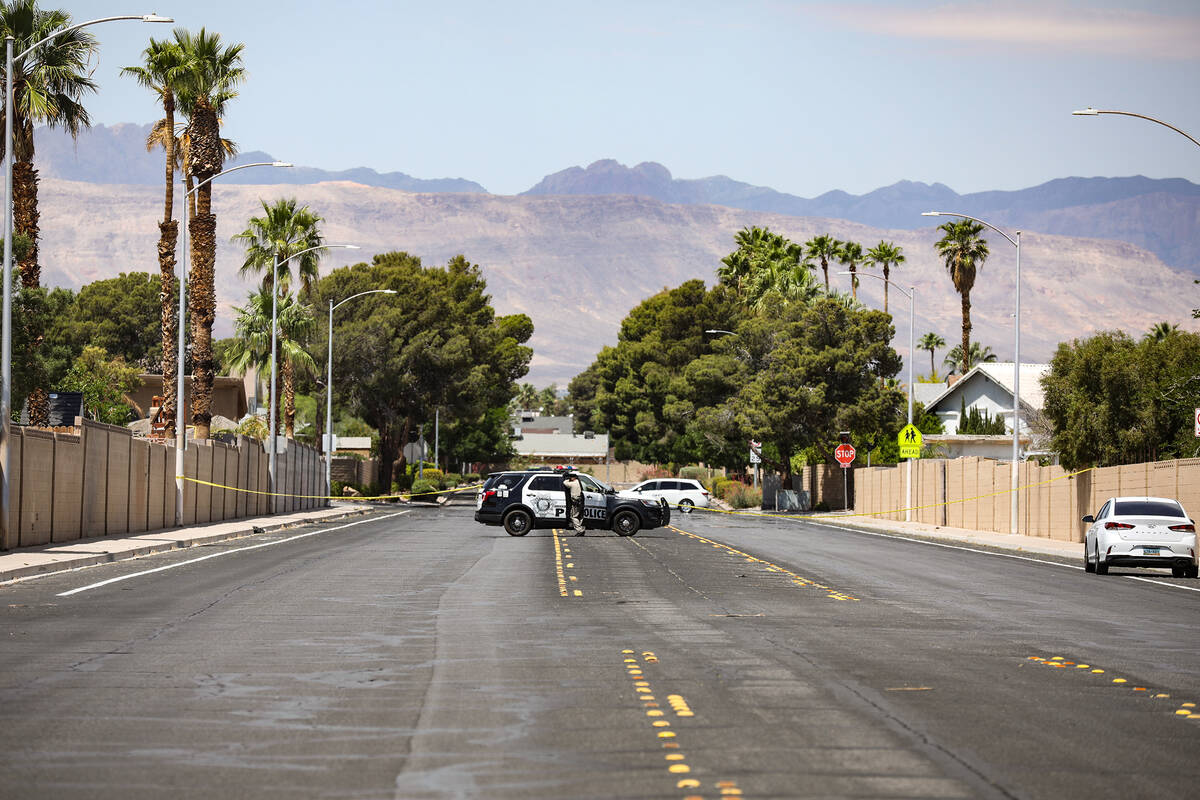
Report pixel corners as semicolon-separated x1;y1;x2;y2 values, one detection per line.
809;2;1200;60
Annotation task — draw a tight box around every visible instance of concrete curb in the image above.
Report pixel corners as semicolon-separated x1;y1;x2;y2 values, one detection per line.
0;503;377;586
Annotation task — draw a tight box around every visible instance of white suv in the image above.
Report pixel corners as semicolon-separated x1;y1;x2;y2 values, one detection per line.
622;478;711;513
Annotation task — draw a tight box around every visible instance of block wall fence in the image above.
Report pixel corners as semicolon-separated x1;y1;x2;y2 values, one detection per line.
2;419;326;551
852;457;1200;542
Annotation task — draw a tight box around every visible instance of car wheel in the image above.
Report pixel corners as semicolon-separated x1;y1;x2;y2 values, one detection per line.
503;509;532;537
613;510;641;537
1083;544;1095;573
1187;564;1199;579
679;499;694;514
1095;550;1109;575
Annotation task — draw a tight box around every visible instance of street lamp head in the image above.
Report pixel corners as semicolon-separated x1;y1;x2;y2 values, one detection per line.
921;211;941;217
141;14;174;23
1072;108;1100;116
271;161;293;168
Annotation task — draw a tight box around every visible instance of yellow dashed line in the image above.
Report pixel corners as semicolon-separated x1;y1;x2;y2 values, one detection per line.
1030;654;1198;723
669;525;859;602
620;650;745;798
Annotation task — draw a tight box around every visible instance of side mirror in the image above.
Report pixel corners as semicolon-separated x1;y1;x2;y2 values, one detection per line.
1081;515;1094;524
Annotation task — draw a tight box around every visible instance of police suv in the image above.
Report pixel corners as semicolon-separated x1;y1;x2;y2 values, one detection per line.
474;469;670;536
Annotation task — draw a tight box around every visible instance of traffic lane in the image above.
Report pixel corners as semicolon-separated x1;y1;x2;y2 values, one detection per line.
399;523;984;799
677;509;1200;687
611;518;1200;798
0;506;475;799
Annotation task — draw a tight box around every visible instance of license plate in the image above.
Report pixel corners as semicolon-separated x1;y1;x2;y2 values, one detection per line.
1142;547;1161;555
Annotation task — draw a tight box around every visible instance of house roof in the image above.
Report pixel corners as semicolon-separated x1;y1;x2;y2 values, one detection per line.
513;432;609;458
926;362;1050;412
912;382;945;408
517;415;575;434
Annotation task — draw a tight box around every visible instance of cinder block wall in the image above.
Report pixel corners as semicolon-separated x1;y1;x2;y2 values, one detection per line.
851;456;1200;543
2;419;326;551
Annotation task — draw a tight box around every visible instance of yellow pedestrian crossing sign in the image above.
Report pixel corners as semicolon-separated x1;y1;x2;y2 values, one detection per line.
898;424;922;459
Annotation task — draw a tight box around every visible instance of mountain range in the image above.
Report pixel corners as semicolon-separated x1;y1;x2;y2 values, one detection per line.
39;124;1200;276
26;123;1200;386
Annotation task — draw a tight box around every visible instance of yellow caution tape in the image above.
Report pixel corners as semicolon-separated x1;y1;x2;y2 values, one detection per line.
175;475;484;502
680;466;1096;521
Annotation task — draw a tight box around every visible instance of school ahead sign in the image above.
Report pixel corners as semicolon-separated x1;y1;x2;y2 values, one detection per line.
898;424;923;459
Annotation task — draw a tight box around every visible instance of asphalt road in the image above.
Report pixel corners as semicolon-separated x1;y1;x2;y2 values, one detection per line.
2;502;1199;799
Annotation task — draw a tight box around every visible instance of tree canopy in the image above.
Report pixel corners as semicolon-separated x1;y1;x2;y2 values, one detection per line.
316;252;532;488
571;228;912;475
1042;328;1200;469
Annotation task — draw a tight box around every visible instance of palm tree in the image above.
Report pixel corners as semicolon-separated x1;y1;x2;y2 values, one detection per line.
918;332;945;377
0;1;98;425
934;220;990;374
863;241;905;313
175;27;246;440
122;35;190;438
234;198;325;438
804;234;840;293
514;383;539;411
1145;321;1178;342
836;240;864;300
225;289;317;437
744;257;820;311
943;342;998;375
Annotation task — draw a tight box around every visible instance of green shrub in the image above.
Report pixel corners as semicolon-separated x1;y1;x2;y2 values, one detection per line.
409;479;440;502
712;477;735;499
679;466;708;482
421;468;444;486
464;472;481;483
444;472;462;487
724;482;762;509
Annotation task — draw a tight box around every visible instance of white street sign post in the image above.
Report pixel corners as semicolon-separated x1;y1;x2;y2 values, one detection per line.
749;440;761;489
1194;408;1200;438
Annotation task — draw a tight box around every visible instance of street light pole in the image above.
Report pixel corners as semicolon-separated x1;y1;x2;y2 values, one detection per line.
1072;108;1200;150
2;14;171;549
325;286;394;499
174;161;292;526
923;211;1022;535
266;243;359;513
839;271;916;521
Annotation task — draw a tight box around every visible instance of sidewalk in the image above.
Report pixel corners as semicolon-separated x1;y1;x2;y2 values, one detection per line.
0;502;377;585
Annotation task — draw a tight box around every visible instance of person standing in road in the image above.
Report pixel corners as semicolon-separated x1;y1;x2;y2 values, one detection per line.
562;470;587;536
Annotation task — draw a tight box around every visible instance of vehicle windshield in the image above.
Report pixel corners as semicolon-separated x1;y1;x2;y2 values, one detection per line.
578;474;605;492
1113;500;1185;518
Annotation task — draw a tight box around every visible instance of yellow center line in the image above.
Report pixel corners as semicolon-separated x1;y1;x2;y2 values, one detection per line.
552;529;574;597
667;524;859;602
620;649;745;797
1028;654;1198;721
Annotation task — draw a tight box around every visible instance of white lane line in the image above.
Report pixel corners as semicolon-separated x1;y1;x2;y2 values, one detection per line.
807;520;1077;569
57;512;409;597
1124;575;1200;593
805;520;1200;595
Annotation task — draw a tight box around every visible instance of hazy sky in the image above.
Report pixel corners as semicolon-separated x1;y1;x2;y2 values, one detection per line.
60;1;1200;197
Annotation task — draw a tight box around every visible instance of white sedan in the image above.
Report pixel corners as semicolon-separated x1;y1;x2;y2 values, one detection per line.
621;478;711;513
1083;496;1197;578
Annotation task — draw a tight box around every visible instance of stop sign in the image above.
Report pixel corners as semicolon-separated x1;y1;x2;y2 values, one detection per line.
834;443;856;467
